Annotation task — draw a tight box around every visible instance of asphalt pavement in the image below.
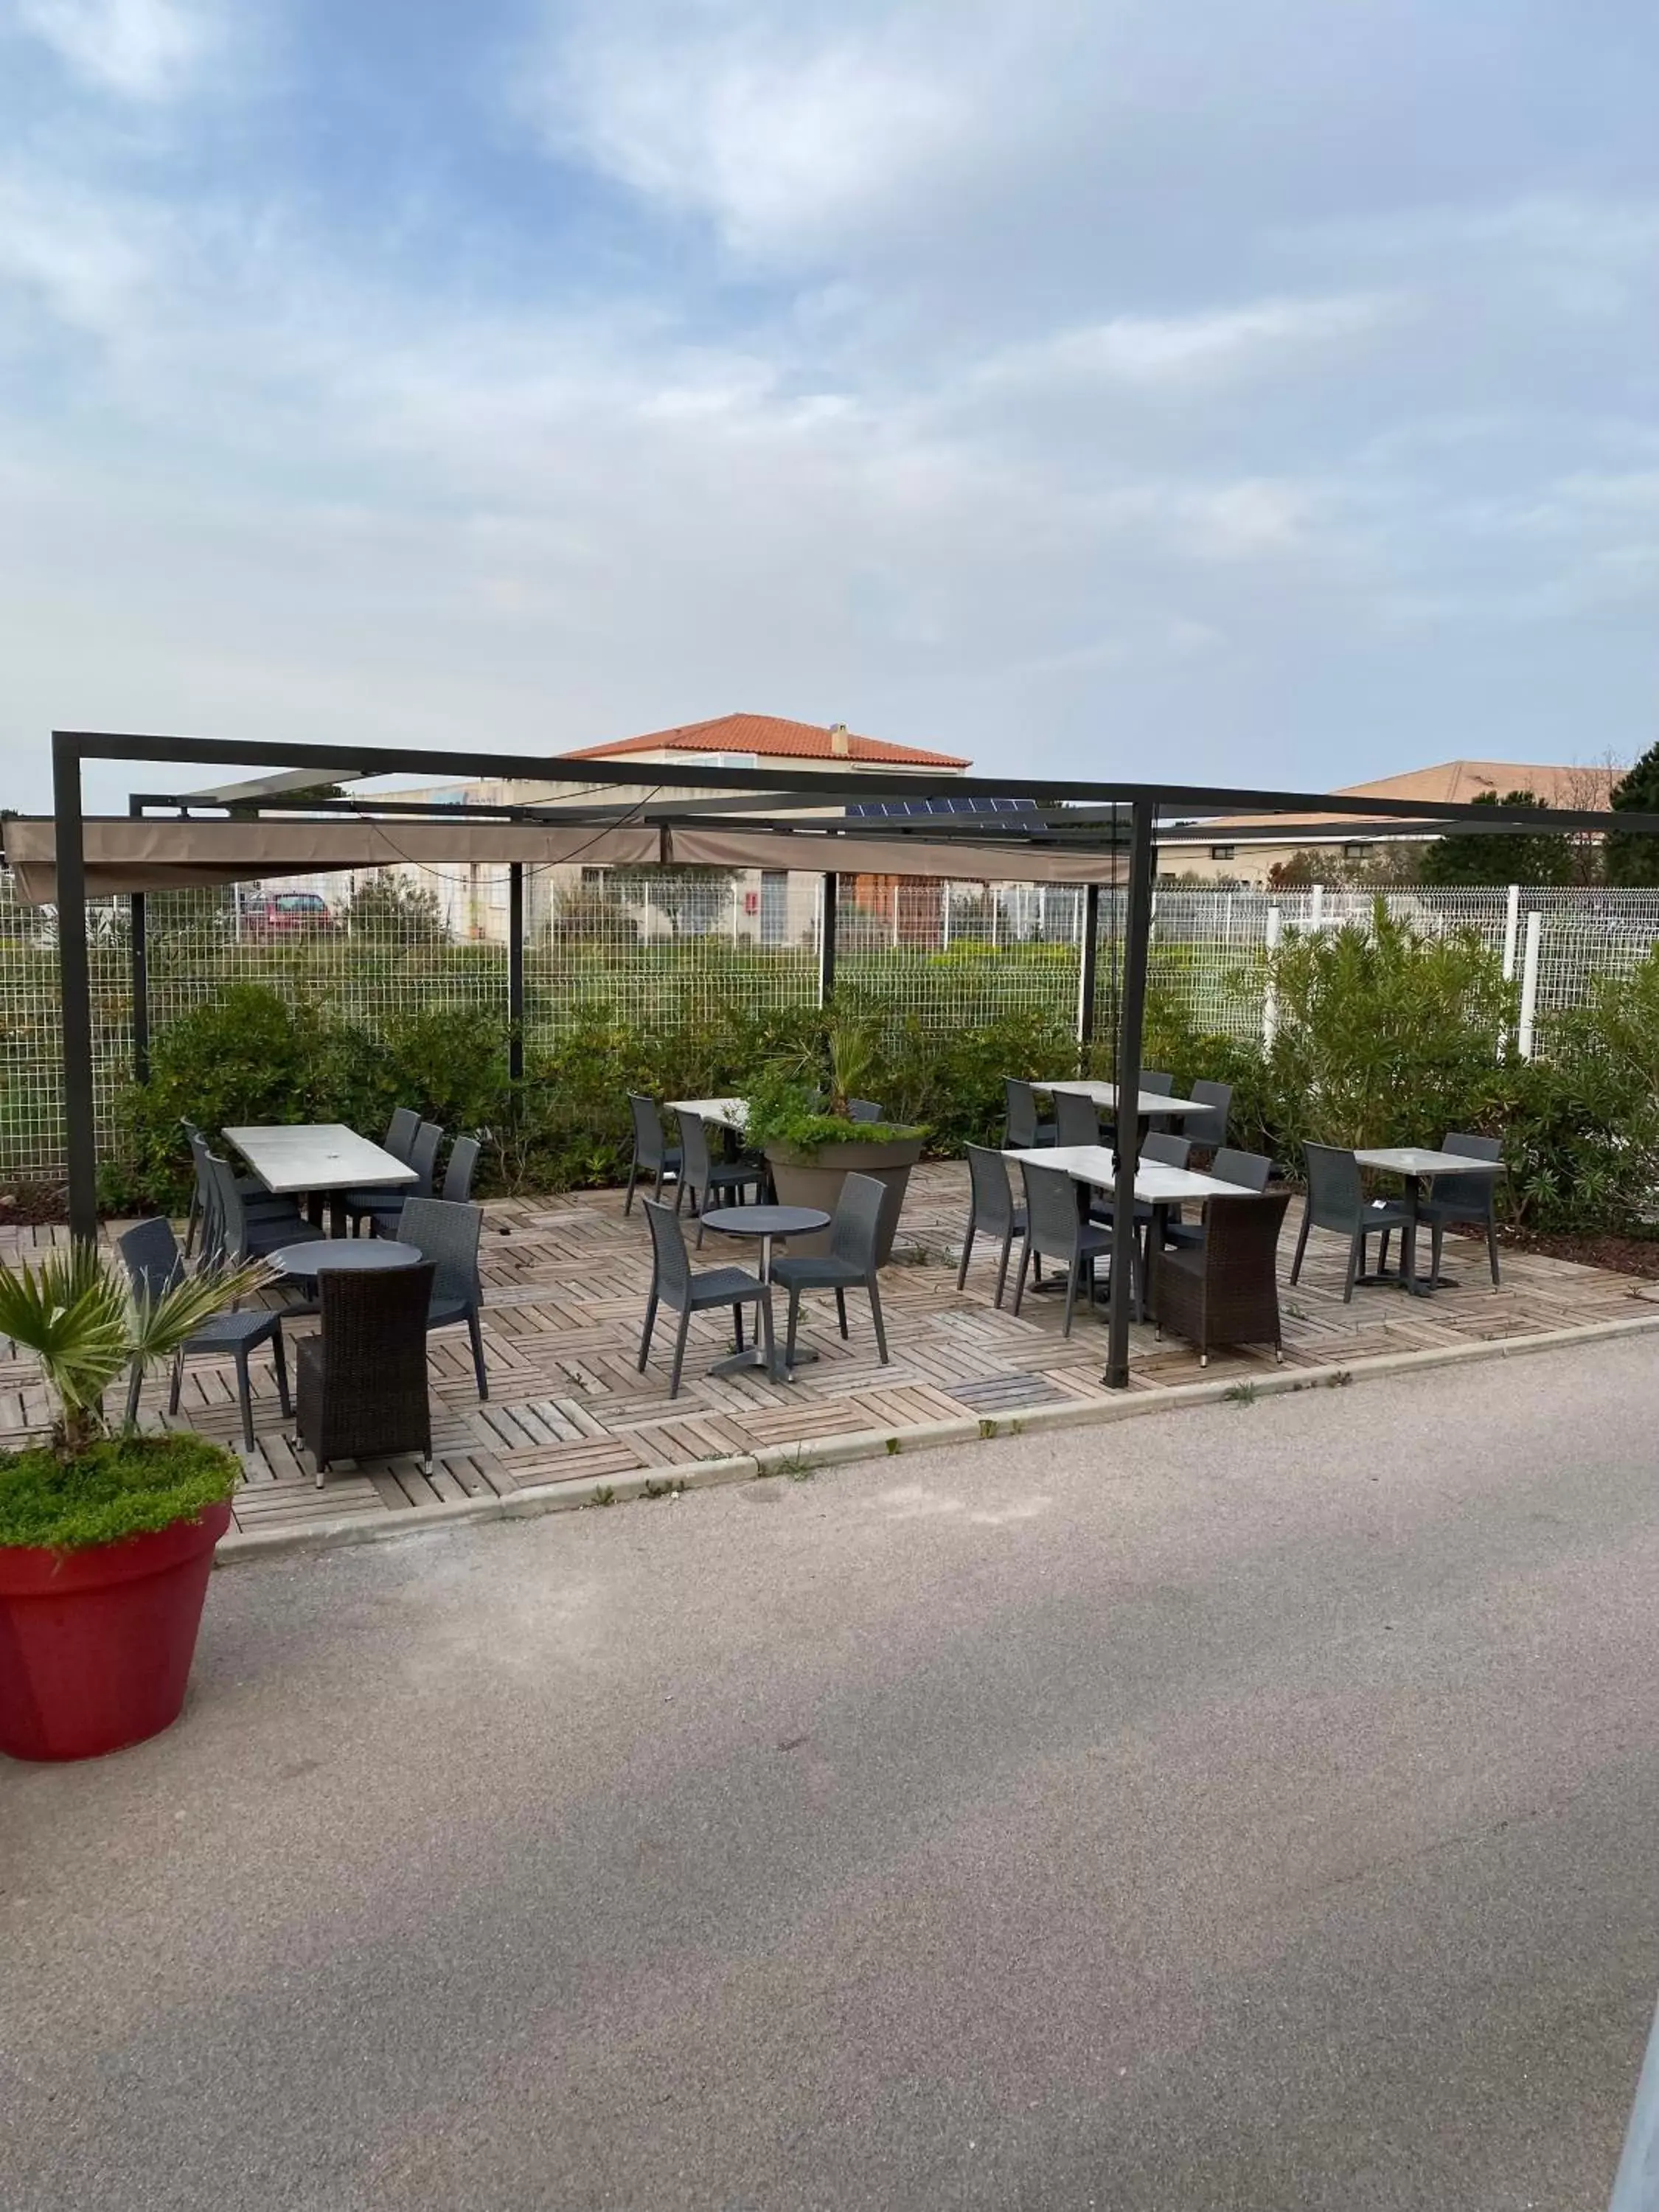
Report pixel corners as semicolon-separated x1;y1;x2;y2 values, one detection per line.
5;1336;1659;2210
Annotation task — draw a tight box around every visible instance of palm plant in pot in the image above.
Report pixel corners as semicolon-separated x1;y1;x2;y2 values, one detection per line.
745;1015;928;1265
0;1244;264;1762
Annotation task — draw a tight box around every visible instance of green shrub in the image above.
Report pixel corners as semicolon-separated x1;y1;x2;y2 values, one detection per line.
0;1433;241;1553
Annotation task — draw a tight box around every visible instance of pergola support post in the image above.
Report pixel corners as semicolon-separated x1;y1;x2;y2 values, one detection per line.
818;873;837;1006
1075;880;1100;1071
508;861;525;1082
128;798;149;1085
1105;798;1156;1391
54;734;98;1248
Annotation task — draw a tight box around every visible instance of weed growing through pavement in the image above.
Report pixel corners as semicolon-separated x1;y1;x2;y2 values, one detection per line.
1223;1382;1259;1405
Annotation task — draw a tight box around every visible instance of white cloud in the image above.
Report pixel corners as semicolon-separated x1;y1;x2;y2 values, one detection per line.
15;0;218;101
976;294;1400;394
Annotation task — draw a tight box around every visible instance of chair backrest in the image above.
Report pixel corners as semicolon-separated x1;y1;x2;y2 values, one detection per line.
829;1173;886;1268
1201;1190;1292;1285
384;1107;420;1164
317;1262;434;1399
965;1144;1016;1236
630;1093;667;1169
1004;1078;1042;1150
1212;1147;1272;1194
675;1109;714;1189
847;1099;885;1124
399;1196;482;1306
1020;1161;1083;1262
407;1121;443;1199
117;1217;185;1307
1140;1071;1175;1096
641;1197;692;1305
1303;1142;1363;1230
1189;1079;1232;1151
185;1127;221;1253
1431;1131;1503;1217
206;1154;249;1262
1142;1132;1191;1169
441;1134;480;1204
1054;1091;1100;1148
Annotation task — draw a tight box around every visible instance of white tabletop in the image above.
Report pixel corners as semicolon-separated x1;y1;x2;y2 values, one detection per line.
1037;1079;1210;1118
223;1124;418;1196
1354;1147;1503;1178
667;1097;748;1130
1004;1144;1264;1205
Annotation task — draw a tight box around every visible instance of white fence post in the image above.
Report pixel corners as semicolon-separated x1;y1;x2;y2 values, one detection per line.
1501;883;1520;980
891;880;900;952
1263;904;1282;1051
941;883;951;951
1517;911;1542;1059
1310;883;1324;931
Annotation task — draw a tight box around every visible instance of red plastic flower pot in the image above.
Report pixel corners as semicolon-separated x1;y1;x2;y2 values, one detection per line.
0;1502;232;1762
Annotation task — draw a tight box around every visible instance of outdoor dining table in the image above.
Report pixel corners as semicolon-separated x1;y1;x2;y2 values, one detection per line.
1034;1079;1214;1124
666;1097;748;1132
223;1123;417;1238
699;1202;830;1382
266;1238;424;1280
1005;1142;1268;1321
1352;1147;1505;1297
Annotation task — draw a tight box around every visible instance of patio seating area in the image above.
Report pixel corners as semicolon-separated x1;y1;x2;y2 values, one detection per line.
4;1159;1651;1542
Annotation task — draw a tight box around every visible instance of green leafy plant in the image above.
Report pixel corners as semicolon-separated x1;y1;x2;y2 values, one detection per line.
0;1245;268;1461
742;1009;927;1157
0;1432;246;1554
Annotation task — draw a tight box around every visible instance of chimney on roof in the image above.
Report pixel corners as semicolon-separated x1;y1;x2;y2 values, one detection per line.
829;722;851;758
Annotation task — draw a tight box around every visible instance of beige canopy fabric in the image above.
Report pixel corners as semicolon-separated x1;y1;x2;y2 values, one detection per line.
2;818;664;904
4;815;1126;902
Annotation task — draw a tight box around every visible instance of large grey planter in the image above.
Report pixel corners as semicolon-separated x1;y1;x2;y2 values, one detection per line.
762;1135;925;1265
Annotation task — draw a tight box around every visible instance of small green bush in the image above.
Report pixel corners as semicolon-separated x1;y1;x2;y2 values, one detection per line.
0;1432;241;1554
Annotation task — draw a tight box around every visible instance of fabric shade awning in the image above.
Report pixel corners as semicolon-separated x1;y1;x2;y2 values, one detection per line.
3;815;1126;903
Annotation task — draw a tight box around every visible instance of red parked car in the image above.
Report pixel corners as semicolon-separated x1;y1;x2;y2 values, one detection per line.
237;891;337;939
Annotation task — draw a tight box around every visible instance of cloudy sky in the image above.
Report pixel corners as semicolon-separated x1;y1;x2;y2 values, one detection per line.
1;0;1655;810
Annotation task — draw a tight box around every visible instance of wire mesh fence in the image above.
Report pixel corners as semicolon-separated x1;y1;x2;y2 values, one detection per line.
5;863;1659;1184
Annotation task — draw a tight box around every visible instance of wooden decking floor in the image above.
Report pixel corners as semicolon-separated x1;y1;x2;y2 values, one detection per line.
3;1164;1652;1540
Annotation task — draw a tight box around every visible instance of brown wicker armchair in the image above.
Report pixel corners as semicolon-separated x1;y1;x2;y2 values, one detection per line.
1153;1191;1291;1368
296;1262;435;1487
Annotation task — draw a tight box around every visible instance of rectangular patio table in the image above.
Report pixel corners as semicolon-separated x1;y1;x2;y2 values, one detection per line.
223;1123;417;1239
1352;1146;1504;1297
1034;1080;1213;1123
666;1097;748;1132
1005;1143;1265;1319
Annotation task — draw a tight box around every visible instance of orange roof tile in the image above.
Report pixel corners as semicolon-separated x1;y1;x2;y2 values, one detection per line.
559;712;970;771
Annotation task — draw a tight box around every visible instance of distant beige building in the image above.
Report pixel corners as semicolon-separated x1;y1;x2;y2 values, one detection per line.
1158;759;1618;886
282;713;971;942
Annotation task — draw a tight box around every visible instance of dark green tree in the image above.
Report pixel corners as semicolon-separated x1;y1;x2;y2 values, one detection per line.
1419;790;1575;886
1604;744;1659;886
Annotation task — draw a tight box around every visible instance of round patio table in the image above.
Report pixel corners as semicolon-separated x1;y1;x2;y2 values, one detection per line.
699;1203;830;1380
267;1238;423;1279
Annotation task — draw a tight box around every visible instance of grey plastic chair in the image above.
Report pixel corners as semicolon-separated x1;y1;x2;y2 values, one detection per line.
1013;1161;1119;1337
338;1108;422;1225
399;1195;488;1399
207;1153;323;1265
1186;1079;1233;1152
357;1119;442;1236
181;1120;289;1257
847;1099;885;1124
625;1095;681;1214
1141;1069;1176;1135
118;1217;290;1453
1165;1147;1273;1250
440;1134;481;1204
956;1144;1032;1309
771;1172;890;1369
1004;1078;1055;1150
1289;1142;1413;1302
1054;1091;1101;1149
639;1198;773;1399
1416;1131;1503;1286
675;1110;764;1244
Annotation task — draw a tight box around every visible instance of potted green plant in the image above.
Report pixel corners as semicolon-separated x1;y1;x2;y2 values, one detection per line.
745;1019;927;1265
0;1245;263;1763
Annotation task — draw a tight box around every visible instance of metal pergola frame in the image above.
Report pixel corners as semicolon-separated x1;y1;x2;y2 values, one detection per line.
41;727;1659;1391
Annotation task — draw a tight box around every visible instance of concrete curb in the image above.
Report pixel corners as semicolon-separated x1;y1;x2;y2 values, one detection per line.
215;1307;1659;1564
